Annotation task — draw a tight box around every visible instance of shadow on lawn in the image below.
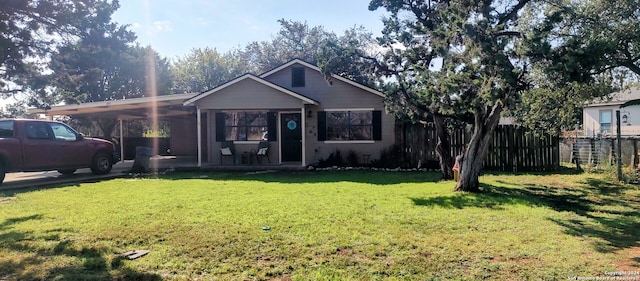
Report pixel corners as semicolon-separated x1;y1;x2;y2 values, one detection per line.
0;215;161;281
411;178;640;253
160;169;443;185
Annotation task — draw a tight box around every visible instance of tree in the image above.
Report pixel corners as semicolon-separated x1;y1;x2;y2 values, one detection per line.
509;0;640;133
239;19;337;73
524;0;640;78
368;0;531;192
49;21;172;138
0;101;27;118
171;48;246;93
0;0;120;99
238;19;378;83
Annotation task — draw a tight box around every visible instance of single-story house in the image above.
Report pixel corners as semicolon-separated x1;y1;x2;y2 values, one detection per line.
32;59;396;167
583;87;640;137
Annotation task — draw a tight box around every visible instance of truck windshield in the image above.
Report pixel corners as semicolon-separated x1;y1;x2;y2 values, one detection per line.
50;123;78;141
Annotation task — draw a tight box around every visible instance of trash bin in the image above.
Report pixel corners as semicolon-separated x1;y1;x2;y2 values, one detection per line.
131;146;152;173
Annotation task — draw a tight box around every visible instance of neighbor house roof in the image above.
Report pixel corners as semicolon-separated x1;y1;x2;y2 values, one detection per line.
587;87;640;107
260;59;385;98
30;93;198;120
183;73;319;106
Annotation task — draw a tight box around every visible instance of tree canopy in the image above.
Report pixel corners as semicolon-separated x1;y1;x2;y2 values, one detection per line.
510;0;640;133
171;48;246;94
0;0;120;98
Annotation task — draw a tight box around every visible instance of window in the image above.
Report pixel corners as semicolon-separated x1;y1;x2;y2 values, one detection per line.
0;120;14;137
318;110;382;141
50;123;78;141
224;112;268;141
292;67;305;87
326;111;373;140
24;122;52;140
600;110;612;133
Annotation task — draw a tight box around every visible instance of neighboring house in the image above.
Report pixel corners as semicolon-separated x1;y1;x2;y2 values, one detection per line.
583;87;640;137
183;59;395;167
32;59;396;167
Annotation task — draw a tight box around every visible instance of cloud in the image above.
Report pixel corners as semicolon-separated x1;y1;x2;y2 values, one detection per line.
195;17;210;27
152;20;174;33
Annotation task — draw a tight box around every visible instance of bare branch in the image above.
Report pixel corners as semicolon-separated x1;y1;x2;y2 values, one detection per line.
498;0;532;26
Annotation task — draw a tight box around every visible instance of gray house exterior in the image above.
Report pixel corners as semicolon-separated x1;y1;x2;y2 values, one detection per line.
184;59;395;167
31;59;396;168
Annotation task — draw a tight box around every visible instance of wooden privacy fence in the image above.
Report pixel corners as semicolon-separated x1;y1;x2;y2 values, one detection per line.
396;123;560;172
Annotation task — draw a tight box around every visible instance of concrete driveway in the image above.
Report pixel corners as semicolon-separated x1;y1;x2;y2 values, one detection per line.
0;162;133;191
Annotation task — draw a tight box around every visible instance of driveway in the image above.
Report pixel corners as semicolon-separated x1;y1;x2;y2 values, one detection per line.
0;156;205;191
0;164;132;191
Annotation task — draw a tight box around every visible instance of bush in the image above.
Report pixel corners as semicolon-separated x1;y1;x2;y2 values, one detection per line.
346;150;359;167
318;150;345;168
372;145;402;169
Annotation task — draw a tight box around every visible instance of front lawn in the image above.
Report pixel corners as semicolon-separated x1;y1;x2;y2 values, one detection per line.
0;170;638;280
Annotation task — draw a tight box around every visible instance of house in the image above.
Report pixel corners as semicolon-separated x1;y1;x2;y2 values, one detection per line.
583;87;640;137
31;59;396;167
183;59;395;167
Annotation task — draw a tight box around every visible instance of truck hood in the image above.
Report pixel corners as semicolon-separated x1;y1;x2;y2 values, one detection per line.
84;137;114;145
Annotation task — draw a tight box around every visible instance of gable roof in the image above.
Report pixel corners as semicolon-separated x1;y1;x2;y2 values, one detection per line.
588;87;640;107
259;59;385;98
183;74;319;106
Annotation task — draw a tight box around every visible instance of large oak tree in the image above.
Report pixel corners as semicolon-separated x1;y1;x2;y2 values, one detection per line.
369;0;531;192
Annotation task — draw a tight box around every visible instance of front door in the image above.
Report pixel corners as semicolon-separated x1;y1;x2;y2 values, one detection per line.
280;113;302;162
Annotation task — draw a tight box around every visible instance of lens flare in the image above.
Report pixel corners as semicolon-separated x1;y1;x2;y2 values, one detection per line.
145;48;159;171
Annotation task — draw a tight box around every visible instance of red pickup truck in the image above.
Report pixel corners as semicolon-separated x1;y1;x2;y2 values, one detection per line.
0;119;119;185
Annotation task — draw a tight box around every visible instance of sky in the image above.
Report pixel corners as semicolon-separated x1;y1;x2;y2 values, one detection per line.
111;0;389;59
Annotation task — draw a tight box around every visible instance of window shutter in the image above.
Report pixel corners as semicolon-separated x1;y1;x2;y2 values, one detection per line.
372;110;382;141
267;112;277;142
317;111;327;141
215;112;226;142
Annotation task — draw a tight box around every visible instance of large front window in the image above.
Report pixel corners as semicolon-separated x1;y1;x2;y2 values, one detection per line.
326;111;373;141
224;112;268;141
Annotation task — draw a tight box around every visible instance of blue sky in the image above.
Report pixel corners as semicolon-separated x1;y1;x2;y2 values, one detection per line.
112;0;389;59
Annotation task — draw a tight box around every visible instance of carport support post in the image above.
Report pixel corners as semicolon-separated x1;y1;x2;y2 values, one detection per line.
119;119;124;162
617;110;622;181
197;107;202;167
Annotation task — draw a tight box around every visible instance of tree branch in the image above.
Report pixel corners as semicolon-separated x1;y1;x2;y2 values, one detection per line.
495;31;521;38
497;0;532;26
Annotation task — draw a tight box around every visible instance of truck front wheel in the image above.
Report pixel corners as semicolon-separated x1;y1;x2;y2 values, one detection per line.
90;153;113;175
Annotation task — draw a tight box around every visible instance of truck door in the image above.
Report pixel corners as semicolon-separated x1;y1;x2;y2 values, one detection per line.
22;121;57;169
49;122;90;167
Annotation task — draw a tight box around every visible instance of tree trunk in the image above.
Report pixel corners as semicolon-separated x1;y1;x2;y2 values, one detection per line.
455;102;503;192
434;115;454;179
96;118;117;139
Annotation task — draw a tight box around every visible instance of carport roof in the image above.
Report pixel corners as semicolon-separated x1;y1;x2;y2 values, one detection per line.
29;93;198;120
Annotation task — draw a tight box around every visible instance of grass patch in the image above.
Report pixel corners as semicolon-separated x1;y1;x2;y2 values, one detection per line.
0;170;639;280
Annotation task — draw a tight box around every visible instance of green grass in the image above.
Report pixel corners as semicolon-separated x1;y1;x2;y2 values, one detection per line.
1;170;639;280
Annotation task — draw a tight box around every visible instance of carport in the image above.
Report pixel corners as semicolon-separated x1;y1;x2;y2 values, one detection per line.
29;93;206;167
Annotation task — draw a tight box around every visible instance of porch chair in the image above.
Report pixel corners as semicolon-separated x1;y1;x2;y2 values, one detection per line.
220;141;235;165
255;141;270;164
